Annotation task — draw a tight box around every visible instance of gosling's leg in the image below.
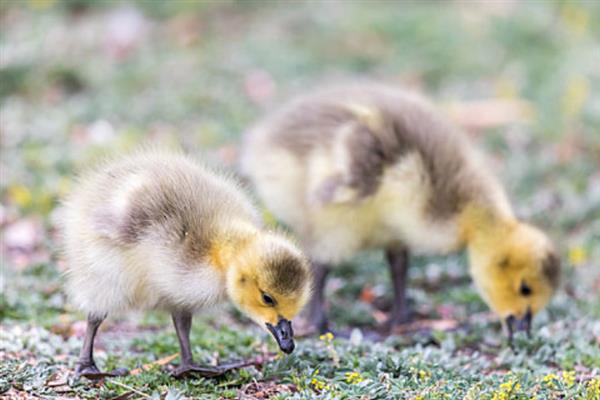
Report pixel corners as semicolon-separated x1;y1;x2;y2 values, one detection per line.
171;310;224;378
297;262;330;335
384;247;411;333
75;314;128;379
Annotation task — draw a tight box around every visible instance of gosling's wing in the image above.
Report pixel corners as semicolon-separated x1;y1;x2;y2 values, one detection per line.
310;121;388;207
302;95;409;207
89;174;151;244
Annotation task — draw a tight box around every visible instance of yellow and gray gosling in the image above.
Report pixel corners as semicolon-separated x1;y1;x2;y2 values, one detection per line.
241;84;560;340
62;151;311;378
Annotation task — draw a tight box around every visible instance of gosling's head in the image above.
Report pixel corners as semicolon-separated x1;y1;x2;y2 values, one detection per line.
225;233;311;353
469;222;560;338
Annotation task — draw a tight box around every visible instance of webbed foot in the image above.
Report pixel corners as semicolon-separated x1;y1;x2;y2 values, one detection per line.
75;362;129;380
171;363;226;379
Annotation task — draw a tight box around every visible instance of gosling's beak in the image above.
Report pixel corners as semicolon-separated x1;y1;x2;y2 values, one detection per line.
266;317;295;354
505;308;532;345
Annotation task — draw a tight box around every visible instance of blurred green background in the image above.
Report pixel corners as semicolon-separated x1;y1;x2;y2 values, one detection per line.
1;0;599;399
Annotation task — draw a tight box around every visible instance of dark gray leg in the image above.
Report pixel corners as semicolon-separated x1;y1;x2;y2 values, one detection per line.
385;247;411;332
171;310;224;378
75;314;104;377
299;262;330;334
172;310;194;365
75;315;128;379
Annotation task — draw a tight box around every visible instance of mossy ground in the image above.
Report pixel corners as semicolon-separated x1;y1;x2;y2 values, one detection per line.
1;1;599;399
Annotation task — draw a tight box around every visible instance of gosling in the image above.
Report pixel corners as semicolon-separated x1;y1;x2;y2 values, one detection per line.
62;151;311;378
241;84;560;340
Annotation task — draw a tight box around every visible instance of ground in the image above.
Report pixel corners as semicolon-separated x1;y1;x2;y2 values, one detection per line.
1;1;599;399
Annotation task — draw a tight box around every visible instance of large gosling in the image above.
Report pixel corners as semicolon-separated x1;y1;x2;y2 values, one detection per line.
62;151;311;378
241;84;560;340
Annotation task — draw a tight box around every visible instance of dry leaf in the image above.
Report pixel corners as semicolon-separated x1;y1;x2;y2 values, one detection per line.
244;70;276;106
372;309;388;324
129;353;179;376
445;99;534;132
238;381;296;400
392;318;460;334
359;286;376;304
3;218;42;251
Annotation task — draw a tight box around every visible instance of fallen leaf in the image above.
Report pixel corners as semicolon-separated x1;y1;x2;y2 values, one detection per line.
244;69;276;106
392;318;460;334
46;374;68;387
3;218;42;251
445;99;534;132
70;320;88;338
217;144;238;167
436;304;459;319
110;391;134;400
167;14;203;47
359;285;376;304
372;309;388;324
103;6;147;61
238;381;296;400
129;353;179;376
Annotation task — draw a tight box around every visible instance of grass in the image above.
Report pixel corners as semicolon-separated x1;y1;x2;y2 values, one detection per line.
1;0;599;399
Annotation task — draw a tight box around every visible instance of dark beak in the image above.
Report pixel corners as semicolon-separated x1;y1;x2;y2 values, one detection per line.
505;308;532;345
266;318;295;354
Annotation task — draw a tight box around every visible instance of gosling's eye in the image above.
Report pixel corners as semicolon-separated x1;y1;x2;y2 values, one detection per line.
262;293;276;306
520;281;532;296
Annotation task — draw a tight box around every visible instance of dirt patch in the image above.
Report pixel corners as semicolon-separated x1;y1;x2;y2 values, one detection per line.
237;381;297;399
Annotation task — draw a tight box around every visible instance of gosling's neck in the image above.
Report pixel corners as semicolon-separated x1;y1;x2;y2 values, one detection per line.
459;202;516;258
208;220;260;275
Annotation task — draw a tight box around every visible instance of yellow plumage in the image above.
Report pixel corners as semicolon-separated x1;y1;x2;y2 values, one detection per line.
61;150;311;378
241;84;560;335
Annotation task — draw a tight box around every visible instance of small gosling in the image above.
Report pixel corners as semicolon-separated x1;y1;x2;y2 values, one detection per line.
62;151;311;378
241;84;560;340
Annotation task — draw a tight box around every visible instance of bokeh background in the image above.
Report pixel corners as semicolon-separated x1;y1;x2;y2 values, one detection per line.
1;1;599;399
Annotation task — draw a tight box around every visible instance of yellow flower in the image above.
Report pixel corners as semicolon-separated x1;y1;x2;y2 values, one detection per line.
562;76;590;119
491;392;507;400
261;208;278;228
543;373;558;382
28;0;55;9
345;371;364;384
499;380;521;392
415;396;424;400
8;185;32;208
495;77;518;99
418;369;431;381
493;378;522;400
560;4;589;36
569;246;587;266
496;378;522;398
543;373;558;389
587;378;600;397
311;377;329;391
561;371;576;387
311;378;323;390
319;332;334;342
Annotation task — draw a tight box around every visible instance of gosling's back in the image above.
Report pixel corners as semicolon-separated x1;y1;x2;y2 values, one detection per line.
62;151;258;316
241;85;512;263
